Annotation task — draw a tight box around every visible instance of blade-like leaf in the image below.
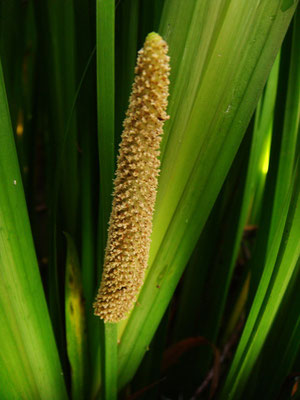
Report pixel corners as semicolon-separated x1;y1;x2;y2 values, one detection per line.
220;160;300;399
96;1;117;399
65;233;88;400
221;11;300;397
0;60;67;400
117;0;298;389
249;10;300;298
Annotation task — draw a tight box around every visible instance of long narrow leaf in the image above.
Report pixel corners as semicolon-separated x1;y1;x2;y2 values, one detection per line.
96;1;117;399
65;233;88;400
117;0;298;389
220;160;300;399
0;60;67;400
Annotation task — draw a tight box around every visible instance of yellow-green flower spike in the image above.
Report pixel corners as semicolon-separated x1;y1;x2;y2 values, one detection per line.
93;32;170;323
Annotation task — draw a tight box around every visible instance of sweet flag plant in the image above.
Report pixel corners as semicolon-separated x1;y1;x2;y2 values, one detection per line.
0;1;298;399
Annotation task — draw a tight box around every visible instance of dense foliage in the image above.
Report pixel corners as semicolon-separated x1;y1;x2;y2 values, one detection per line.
0;1;299;399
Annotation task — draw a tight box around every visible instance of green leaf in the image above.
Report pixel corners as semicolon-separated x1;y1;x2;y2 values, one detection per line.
117;0;298;389
220;159;300;399
0;59;67;400
244;265;300;400
65;233;88;400
221;12;300;397
96;1;117;399
115;0;139;145
249;12;300;298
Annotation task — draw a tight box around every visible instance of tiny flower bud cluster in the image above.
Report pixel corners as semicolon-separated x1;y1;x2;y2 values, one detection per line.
93;32;170;323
